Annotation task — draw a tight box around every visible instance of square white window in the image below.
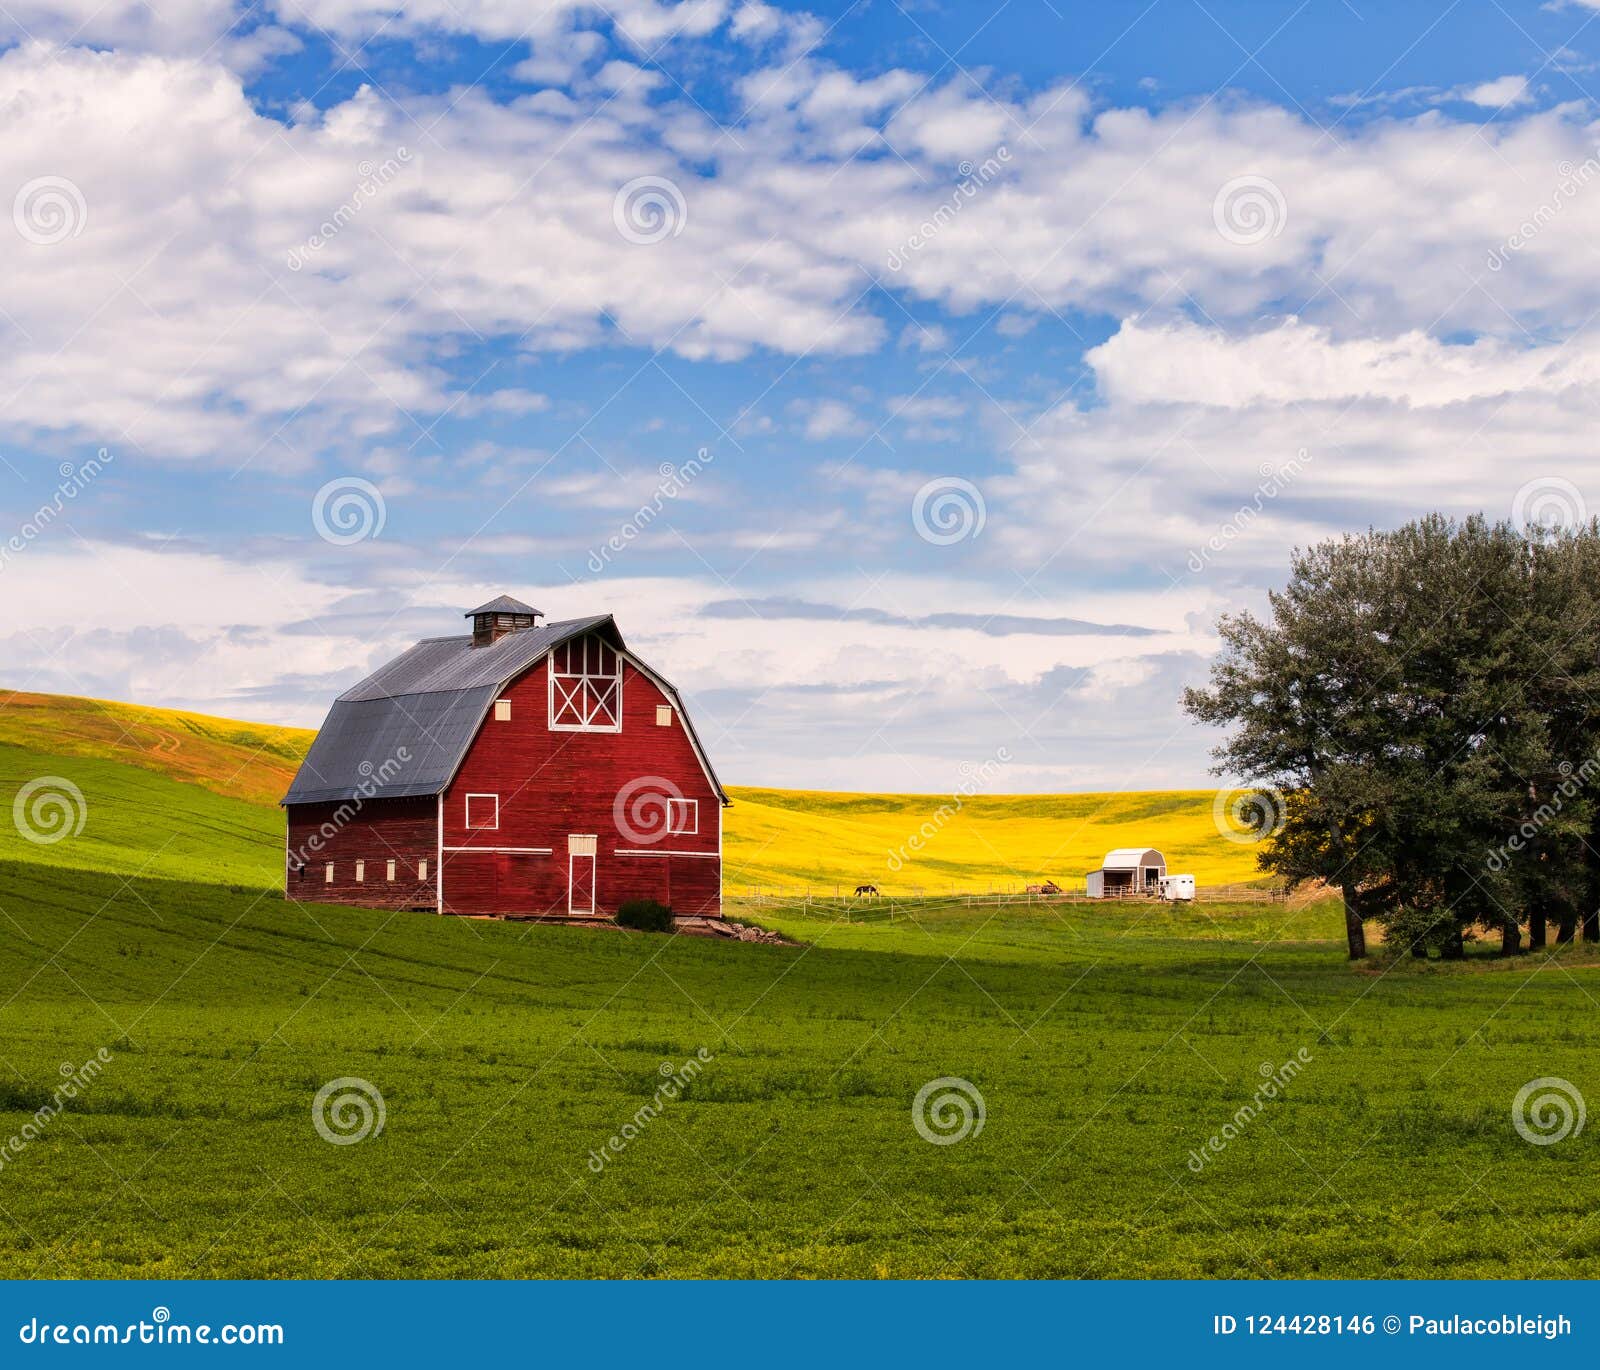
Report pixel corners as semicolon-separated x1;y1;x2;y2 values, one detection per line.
419;859;429;881
355;860;365;882
386;859;397;882
324;863;334;883
494;698;512;722
655;704;673;727
666;798;698;836
465;794;499;829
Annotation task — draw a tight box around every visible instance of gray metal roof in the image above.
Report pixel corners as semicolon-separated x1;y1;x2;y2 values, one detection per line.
283;617;611;806
466;594;541;618
282;614;728;808
339;616;611;701
282;687;499;805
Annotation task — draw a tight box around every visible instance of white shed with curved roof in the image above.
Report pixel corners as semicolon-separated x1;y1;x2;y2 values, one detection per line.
1086;848;1166;898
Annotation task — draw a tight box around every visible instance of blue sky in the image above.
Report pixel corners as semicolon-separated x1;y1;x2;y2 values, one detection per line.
3;0;1599;792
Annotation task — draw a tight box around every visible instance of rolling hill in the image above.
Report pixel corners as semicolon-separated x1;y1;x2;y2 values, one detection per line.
4;689;1596;1282
0;690;1264;891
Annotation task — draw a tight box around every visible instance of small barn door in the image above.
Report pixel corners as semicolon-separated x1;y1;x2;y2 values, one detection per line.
568;835;597;915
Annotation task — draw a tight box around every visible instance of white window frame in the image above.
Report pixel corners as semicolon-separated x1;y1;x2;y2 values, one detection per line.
465;793;500;830
494;698;512;721
548;635;623;733
386;859;397;882
666;798;699;836
324;863;334;883
655;704;673;727
354;860;365;883
419;858;429;881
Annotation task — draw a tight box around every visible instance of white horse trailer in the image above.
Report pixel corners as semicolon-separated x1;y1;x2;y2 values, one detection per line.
1160;874;1196;902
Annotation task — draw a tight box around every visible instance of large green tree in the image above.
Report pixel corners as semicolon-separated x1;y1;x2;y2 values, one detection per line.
1186;515;1600;960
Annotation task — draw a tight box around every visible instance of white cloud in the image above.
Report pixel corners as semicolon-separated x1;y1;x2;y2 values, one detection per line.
1459;75;1532;107
799;398;865;440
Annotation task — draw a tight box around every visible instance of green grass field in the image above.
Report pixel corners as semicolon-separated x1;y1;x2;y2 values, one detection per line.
1;691;1597;1279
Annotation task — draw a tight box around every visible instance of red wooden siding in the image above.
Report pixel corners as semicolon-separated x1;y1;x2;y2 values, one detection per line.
285;796;436;909
283;630;723;921
439;643;721;918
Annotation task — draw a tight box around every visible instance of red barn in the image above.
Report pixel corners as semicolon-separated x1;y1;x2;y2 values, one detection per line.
281;596;727;920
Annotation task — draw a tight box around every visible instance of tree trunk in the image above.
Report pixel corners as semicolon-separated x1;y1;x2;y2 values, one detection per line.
1340;883;1366;959
1441;927;1466;960
1501;921;1522;956
1529;906;1547;949
1558;911;1577;944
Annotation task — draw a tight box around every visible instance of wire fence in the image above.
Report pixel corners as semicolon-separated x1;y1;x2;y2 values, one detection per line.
728;883;1286;914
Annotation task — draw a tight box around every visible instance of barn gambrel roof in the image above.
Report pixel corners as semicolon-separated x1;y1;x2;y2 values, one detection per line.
1096;848;1166;870
281;614;728;807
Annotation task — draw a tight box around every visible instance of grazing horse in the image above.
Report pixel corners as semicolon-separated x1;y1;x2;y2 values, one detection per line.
1025;880;1063;896
854;884;880;897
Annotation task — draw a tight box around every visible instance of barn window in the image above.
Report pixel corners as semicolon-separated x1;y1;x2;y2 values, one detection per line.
324;863;334;883
655;704;673;727
466;793;499;829
355;860;365;883
386;859;396;882
667;798;698;836
494;698;512;722
548;634;623;732
419;858;429;880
